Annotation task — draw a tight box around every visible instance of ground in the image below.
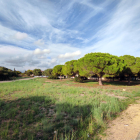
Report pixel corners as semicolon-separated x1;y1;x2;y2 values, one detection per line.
0;77;35;83
102;100;140;140
0;78;140;140
46;79;140;140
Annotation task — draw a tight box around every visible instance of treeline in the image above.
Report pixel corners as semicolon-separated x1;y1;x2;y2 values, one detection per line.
49;53;140;85
0;67;21;80
24;69;52;77
2;53;140;85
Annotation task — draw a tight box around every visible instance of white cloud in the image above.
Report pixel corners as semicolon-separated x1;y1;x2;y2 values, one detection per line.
0;45;33;68
14;32;28;40
84;0;140;56
0;45;31;58
58;50;81;59
34;39;45;46
36;58;58;68
0;0;140;71
51;58;57;63
33;48;50;55
0;24;35;50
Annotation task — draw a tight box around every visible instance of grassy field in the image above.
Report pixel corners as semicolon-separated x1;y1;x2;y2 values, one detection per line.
0;78;140;140
10;77;30;80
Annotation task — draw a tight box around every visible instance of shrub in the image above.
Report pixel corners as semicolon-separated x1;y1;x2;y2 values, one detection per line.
80;76;88;80
47;75;58;79
74;76;84;83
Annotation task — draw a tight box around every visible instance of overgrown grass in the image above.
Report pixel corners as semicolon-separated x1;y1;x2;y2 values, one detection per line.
0;78;140;140
10;77;30;80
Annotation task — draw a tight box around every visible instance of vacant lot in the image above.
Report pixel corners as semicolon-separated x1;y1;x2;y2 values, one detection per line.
0;78;140;140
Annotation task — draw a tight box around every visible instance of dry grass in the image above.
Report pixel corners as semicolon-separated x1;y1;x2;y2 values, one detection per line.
0;78;140;140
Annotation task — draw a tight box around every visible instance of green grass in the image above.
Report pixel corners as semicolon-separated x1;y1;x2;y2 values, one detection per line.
10;76;30;80
0;78;140;140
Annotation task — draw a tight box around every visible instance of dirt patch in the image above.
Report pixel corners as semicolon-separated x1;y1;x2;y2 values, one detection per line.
105;93;128;100
102;101;140;140
45;80;53;83
79;94;84;96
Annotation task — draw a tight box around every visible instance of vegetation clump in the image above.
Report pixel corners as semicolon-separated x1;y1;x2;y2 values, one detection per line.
33;69;42;76
0;78;140;139
74;52;125;85
47;75;58;79
0;66;21;80
74;76;84;83
43;69;53;76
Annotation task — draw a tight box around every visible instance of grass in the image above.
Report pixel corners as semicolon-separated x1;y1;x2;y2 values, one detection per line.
10;76;30;81
0;78;140;139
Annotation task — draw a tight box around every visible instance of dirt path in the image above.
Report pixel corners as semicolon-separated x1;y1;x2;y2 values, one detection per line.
0;77;37;83
102;100;140;140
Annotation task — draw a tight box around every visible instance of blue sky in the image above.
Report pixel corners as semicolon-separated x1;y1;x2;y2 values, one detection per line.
0;0;140;72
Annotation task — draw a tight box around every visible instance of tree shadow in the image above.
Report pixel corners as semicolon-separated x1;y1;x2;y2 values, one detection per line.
0;95;124;140
83;80;98;83
103;80;140;86
83;79;140;86
0;96;53;140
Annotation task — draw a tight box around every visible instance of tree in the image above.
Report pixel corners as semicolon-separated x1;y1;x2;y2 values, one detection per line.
120;55;137;85
16;71;22;75
33;69;42;76
0;66;18;80
62;60;77;77
74;52;124;85
26;70;33;76
135;57;140;74
52;65;63;80
43;69;53;76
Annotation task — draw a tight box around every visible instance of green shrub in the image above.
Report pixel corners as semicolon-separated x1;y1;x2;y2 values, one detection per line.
74;76;84;83
47;75;58;79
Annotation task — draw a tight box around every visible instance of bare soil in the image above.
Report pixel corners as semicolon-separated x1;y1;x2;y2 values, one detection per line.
102;100;140;140
105;93;128;100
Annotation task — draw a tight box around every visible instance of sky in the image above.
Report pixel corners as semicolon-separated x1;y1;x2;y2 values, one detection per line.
0;0;140;72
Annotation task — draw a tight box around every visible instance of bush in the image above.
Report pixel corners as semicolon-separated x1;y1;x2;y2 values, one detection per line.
47;75;58;79
80;76;88;80
74;76;84;83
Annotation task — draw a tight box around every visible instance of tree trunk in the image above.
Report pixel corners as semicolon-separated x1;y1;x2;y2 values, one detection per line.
99;76;103;86
60;75;62;80
113;77;114;81
128;75;131;85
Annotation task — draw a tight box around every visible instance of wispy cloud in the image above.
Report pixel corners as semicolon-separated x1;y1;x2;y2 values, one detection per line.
14;32;28;40
59;51;81;59
34;48;50;55
84;0;140;56
0;0;140;71
34;39;45;47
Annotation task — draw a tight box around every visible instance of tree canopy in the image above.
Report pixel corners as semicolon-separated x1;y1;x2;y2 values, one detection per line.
52;65;63;78
74;52;124;85
0;66;18;80
43;69;53;76
135;57;140;74
62;60;77;77
33;69;42;76
120;55;137;84
26;70;33;76
2;52;140;85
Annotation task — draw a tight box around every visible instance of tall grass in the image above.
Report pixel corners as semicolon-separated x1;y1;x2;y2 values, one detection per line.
0;78;139;139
